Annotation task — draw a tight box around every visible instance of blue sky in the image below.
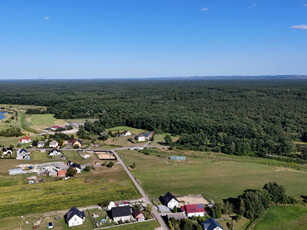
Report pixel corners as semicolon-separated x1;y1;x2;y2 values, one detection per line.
0;0;306;79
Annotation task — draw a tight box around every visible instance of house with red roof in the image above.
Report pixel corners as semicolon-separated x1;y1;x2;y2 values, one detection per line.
57;170;66;178
18;136;31;144
181;204;206;218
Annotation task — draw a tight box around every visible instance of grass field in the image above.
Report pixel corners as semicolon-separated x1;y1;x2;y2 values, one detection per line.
106;126;146;134
29;114;65;127
118;150;307;202
0;163;140;219
253;205;307;230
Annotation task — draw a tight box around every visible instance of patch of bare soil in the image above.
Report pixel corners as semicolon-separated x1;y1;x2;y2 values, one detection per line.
177;194;209;205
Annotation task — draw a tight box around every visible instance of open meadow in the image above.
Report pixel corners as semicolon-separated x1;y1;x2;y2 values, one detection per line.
118;150;307;203
253;205;307;230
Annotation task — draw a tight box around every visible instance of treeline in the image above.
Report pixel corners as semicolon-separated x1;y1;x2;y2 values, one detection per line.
0;127;23;137
0;80;306;157
224;182;295;220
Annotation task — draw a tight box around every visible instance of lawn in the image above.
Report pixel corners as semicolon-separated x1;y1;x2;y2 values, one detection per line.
63;150;84;162
118;150;307;203
253;205;307;230
0;164;140;219
110;220;159;230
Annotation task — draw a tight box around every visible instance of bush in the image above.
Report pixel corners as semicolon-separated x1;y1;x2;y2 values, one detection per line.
84;166;91;172
106;161;114;168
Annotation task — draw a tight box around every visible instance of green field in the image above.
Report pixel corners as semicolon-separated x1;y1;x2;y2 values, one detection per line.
29;114;64;127
254;205;307;230
118;150;307;202
0;164;140;219
106;126;146;134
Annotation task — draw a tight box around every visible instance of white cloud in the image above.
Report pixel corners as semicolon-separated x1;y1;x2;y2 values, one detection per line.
248;3;257;9
291;25;307;30
304;4;307;7
44;16;50;20
201;8;208;12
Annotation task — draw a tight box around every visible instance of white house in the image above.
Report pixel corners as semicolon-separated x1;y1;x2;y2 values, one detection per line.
161;192;179;210
64;207;85;227
135;134;146;142
2;148;13;157
48;149;62;156
19;136;31;144
181;204;206;218
49;140;58;148
37;141;45;148
122;130;132;136
16;148;30;160
111;206;132;223
107;201;116;210
201;218;224;230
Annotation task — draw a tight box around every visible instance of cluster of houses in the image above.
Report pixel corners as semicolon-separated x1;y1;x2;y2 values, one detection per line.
160;192;223;230
17;136;83;149
63;201;148;228
135;131;154;142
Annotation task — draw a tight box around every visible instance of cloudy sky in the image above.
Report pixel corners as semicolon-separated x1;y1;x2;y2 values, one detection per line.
0;0;306;79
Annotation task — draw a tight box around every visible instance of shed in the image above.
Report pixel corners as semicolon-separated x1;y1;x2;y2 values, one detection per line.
169;156;186;161
9;168;23;175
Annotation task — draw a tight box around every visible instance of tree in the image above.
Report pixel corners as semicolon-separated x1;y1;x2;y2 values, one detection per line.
66;167;77;177
130;162;136;169
106;161;114;168
223;201;233;216
164;135;173;145
263;182;287;204
84;165;91;172
32;139;38;147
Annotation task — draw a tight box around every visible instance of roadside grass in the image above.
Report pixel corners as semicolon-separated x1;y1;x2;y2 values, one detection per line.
0;164;140;219
118;150;307;203
253;205;307;230
110;220;160;230
31;151;52;162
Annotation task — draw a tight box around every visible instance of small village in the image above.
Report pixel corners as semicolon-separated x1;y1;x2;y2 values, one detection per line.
1;126;224;230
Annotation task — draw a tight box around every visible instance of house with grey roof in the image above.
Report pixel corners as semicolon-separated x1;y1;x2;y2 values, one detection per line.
201;218;223;230
64;207;85;227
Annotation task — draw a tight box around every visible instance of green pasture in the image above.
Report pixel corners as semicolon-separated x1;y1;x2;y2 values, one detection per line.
118;150;307;202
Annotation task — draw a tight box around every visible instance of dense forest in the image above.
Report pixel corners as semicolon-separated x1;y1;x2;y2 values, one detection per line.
0;79;306;158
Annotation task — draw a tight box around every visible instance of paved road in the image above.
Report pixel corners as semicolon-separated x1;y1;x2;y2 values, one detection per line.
111;150;168;230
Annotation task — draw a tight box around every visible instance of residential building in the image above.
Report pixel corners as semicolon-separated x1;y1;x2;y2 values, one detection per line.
48;149;62;156
64;207;85;227
111;206;132;223
121;130;132;136
133;210;145;222
16;148;30;160
181;204;206;218
2;148;13;157
19;136;31;144
135;134;146;142
71;163;81;173
161;192;179;210
57;170;66;177
201;218;223;230
144;131;154;140
37;141;45;148
49;140;59;148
